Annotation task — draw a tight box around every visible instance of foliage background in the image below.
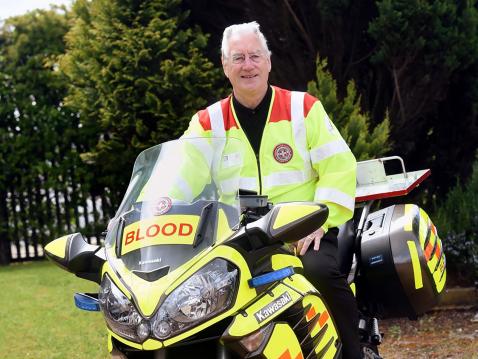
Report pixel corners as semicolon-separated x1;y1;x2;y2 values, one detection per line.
0;0;476;283
61;0;225;204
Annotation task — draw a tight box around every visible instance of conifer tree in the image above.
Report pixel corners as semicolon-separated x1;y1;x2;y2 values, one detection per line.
61;0;223;200
308;57;390;160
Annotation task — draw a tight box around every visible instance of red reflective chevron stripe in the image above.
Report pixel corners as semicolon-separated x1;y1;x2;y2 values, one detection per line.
435;240;442;259
318;310;329;327
424;242;433;260
306;306;316;321
279;349;292;359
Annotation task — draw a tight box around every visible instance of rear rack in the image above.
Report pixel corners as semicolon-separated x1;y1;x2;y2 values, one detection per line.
355;156;430;203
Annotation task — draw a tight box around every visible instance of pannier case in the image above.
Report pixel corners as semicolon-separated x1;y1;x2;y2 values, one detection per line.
358;204;446;319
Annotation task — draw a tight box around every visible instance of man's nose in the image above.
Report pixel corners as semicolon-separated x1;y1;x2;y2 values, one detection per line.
242;56;255;68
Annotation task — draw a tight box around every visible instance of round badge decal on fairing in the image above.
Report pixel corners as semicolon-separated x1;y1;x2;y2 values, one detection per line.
273;143;293;163
154;197;172;215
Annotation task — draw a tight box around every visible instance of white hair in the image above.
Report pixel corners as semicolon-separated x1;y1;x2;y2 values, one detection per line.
221;21;271;60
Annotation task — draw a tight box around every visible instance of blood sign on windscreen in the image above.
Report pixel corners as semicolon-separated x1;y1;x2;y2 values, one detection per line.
121;215;200;255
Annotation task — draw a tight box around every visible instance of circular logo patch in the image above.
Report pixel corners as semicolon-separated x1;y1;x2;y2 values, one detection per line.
154;197;172;215
273;143;293;163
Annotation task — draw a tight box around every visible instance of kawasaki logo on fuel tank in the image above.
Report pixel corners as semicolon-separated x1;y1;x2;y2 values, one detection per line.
254;292;292;323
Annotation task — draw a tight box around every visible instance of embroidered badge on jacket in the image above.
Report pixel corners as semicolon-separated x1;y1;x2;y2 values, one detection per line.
273;143;293;163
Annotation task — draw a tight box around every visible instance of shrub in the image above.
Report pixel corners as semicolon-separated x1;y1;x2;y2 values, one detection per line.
434;153;478;285
308;57;391;160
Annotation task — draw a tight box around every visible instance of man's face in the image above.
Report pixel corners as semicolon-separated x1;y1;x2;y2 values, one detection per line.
222;32;271;97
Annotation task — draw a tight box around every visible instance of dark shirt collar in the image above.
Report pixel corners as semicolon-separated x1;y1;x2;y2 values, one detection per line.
232;86;272;116
231;86;272;156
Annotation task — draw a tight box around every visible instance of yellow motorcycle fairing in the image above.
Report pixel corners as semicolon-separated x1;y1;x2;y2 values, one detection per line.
262;323;303;359
300;295;340;358
225;280;303;338
102;242;258;350
100;193;331;353
222;280;340;359
102;211;244;317
258;295;339;359
44;235;69;260
103;239;341;357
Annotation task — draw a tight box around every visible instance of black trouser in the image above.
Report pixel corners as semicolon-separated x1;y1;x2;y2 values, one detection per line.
300;227;361;359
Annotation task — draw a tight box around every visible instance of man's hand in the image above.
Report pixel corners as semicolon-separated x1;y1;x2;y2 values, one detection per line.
296;228;325;256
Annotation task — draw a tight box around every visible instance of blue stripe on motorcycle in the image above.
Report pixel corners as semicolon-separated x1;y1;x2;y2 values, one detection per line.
74;293;101;312
248;266;295;288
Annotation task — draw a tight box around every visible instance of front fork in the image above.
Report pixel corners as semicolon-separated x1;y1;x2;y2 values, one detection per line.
359;315;383;352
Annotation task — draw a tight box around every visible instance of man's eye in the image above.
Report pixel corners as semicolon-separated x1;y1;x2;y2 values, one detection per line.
232;55;245;63
250;55;260;61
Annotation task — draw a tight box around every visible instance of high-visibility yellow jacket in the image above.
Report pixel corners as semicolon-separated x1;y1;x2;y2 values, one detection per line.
182;86;357;231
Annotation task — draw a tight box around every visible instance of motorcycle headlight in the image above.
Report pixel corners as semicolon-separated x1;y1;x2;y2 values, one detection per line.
99;275;148;343
151;258;238;340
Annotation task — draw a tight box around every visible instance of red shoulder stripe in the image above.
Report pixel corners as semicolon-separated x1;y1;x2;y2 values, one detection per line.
222;97;239;131
197;109;211;131
269;86;291;123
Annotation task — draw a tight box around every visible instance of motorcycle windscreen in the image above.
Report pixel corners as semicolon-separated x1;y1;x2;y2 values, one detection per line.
104;137;244;275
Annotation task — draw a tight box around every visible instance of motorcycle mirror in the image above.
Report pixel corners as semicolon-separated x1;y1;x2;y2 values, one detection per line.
44;233;106;284
264;202;329;243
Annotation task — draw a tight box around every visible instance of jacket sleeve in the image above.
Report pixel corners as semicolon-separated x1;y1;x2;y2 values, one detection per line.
170;113;214;200
183;112;211;138
182;113;246;205
304;100;357;231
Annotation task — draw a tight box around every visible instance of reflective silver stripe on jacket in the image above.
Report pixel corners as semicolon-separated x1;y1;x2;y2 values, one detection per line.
206;101;228;175
207;101;226;138
291;91;315;180
144;176;194;202
181;134;215;164
263;170;313;188
239;177;258;190
315;187;355;212
310;138;350;164
220;176;258;194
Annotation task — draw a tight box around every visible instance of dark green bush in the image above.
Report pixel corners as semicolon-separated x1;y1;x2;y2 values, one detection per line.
307;57;390;160
61;0;224;205
434;154;478;285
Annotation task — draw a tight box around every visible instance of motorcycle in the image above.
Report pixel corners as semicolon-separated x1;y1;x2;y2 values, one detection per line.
45;137;446;358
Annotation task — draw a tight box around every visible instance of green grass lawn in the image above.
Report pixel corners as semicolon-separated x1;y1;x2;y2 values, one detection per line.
0;261;110;359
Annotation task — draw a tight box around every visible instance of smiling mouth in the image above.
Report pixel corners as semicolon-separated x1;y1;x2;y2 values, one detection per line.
241;74;257;79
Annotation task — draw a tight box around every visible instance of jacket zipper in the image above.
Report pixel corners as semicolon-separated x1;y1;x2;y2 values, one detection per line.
230;88;273;196
256;153;262;195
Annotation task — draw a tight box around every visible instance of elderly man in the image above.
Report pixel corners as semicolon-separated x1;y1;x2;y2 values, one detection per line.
183;22;360;358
